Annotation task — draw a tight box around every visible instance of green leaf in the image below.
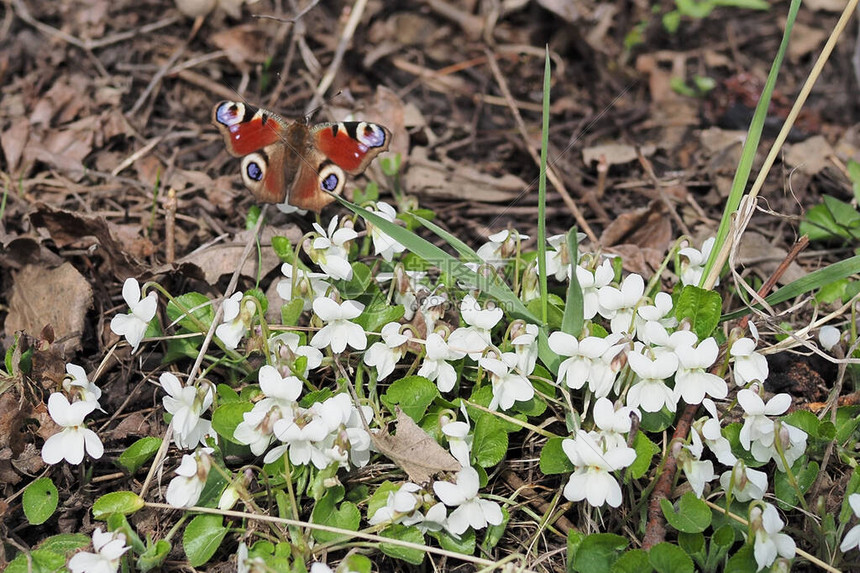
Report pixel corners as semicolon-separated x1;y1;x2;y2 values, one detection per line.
311;487;360;543
166;292;214;333
183;514;228;567
341;554;373;573
217;383;241;402
5;548;67;573
272;235;294;263
137;539;171;572
36;533;90;554
117;437;162;474
540;437;575;475
23;477;58;525
380;524;425;565
648;542;695;573
836;406;860;443
628;433;659;480
674;285;721;339
472;414;509;468
561;228;584;335
659;492;711;533
781;410;819;437
774;459;818;510
724;543;758;573
434;528;475;555
638;408;675;433
281;297;306;327
380;376;439;421
572;533;629;573
610;549;653;573
212;402;254;444
93;491;145;519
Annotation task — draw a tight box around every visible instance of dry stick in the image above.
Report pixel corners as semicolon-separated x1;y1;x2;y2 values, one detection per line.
642;238;807;549
482;48;599;244
305;0;369;114
139;206;269;499
127;20;197;117
144;502;535;572
164;188;177;264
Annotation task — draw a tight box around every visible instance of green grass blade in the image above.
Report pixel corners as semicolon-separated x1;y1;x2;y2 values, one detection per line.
720;254;860;321
561;228;583;335
336;196;541;324
537;47;551;324
700;0;801;287
410;213;481;263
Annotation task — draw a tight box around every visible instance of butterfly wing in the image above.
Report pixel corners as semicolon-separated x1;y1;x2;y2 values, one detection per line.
212;101;290;203
311;122;392;175
288;149;346;212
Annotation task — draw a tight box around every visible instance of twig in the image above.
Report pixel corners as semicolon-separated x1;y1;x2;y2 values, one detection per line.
139;206;270;499
306;0;369;113
483;48;598;243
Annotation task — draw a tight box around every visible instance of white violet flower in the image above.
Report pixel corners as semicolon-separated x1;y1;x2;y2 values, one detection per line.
368;202;406;261
161;372;214;450
109;277;157;352
626;349;679;413
276;264;330;312
749;503;795;571
433;466;503;535
730;337;769;387
68;528;129;573
63;363;103;410
166;447;213;508
41;393;104;465
480;352;535;411
215;291;255;350
562;429;636;508
597;273;645;334
418;332;466;393
310;297;367;353
309;216;357;280
364;322;409;380
840;494;860;552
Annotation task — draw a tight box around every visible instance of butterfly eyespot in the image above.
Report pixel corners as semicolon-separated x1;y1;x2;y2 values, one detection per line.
215;101;244;127
246;162;264;181
321;172;339;192
356;122;387;148
241;153;267;185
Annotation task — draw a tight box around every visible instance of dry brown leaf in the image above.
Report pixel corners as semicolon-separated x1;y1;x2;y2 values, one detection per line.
5;263;93;353
371;408;460;485
784;135;834;175
29;204;146;276
211;24;270;66
1;121;30;173
177;226;296;285
405;147;526;203
582;143;655;167
600;200;672;252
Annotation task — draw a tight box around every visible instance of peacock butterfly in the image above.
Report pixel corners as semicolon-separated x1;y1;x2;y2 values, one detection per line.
212;100;391;212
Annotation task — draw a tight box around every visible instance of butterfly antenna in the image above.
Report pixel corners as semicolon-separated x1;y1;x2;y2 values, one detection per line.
304;90;343;122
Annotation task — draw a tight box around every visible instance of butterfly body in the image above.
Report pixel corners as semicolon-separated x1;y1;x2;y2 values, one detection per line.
212;100;391;212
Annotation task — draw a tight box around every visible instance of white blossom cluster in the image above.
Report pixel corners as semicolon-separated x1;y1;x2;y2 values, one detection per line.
55;216;857;572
